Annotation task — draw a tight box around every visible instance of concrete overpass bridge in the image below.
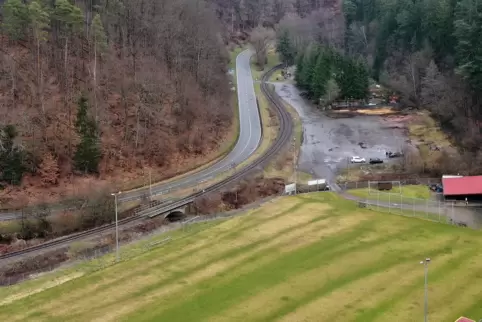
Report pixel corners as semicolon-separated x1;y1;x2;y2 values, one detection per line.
134;198;195;221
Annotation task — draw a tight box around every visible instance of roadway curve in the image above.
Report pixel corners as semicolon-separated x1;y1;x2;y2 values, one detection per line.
0;49;262;220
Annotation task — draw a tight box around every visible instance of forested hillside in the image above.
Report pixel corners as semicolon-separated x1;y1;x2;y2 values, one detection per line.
343;0;482;154
0;0;232;204
209;0;341;31
274;0;482;173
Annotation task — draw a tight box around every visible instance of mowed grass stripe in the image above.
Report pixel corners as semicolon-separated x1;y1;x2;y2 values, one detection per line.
6;201;348;320
452;289;482;321
227;229;466;322
49;209;344;320
2;193;481;322
377;249;482;322
212;242;442;322
354;247;481;322
340;250;474;322
276;261;429;322
279;247;478;322
78;213;374;321
124;220;424;321
430;275;482;322
0;218;225;307
11;199;306;311
259;237;462;322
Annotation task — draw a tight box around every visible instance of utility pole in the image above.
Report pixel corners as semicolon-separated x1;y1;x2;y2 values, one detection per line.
111;191;122;262
420;258;431;322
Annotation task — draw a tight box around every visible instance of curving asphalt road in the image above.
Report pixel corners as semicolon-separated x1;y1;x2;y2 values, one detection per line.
0;49;262;221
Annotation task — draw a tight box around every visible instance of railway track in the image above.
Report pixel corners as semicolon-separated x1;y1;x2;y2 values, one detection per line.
0;65;293;261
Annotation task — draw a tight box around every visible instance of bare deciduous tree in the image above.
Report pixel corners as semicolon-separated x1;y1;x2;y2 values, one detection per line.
250;26;275;69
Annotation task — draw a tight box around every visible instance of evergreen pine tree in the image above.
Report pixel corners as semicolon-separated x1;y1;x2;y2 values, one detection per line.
296;44;320;96
354;60;370;99
74;96;102;174
0;125;28;185
311;49;332;101
91;13;108;54
295;52;305;88
454;0;482;92
277;30;295;66
2;0;30;40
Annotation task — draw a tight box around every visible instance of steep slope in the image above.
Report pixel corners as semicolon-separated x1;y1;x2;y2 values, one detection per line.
0;0;233;207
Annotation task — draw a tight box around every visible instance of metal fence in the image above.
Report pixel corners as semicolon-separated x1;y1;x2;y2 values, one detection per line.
354;189;482;230
339;178;441;190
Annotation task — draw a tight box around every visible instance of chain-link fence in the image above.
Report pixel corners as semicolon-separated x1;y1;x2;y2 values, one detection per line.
339;178;441;190
353;189;482;230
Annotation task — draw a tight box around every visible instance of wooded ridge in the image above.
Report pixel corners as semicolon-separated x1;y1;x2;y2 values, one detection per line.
0;0;234;206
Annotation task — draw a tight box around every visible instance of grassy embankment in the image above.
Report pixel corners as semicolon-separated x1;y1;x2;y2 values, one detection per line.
1;192;481;322
408;111;453;162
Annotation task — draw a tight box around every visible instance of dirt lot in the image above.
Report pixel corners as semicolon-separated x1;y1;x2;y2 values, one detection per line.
274;84;408;182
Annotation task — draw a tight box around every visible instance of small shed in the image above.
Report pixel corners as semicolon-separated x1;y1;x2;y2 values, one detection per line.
377;181;393;191
442;175;482;201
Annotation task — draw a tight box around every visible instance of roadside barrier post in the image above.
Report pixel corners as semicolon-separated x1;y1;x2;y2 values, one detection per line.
413;198;415;217
388;193;391;213
377;190;380;211
438;200;441;222
426;200;429;219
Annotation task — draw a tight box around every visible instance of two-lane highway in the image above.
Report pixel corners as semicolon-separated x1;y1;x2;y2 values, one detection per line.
118;49;262;203
0;49;262;220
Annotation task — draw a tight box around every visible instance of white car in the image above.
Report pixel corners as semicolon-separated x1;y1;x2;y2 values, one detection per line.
350;156;366;163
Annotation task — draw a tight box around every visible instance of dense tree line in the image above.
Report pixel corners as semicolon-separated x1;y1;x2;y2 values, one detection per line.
343;0;482;152
0;0;232;190
293;44;369;102
272;0;482;158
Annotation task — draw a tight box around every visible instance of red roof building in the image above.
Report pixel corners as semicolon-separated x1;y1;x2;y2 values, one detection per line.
442;175;482;196
454;317;475;322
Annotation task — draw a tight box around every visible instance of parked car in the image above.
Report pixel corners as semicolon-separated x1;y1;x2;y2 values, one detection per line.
350;156;366;163
387;151;403;158
428;183;443;193
369;158;384;164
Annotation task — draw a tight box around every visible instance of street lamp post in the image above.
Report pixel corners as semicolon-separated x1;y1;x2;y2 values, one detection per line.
420;258;431;322
111;191;122;262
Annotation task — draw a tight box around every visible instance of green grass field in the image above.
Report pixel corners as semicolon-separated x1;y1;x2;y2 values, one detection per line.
1;193;481;322
349;184;431;203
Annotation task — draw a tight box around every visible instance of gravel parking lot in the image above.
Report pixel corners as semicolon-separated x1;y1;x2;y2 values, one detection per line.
274;83;406;182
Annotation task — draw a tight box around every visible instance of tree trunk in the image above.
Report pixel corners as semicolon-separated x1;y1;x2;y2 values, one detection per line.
231;8;234;33
122;85;128;143
65;37;72;157
94;40;98;121
135;106;140;149
11;59;16;110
